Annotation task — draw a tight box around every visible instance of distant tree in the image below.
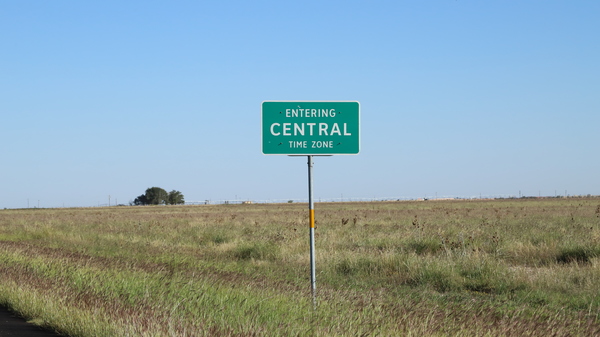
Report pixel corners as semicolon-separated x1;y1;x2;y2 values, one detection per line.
133;187;185;205
133;194;148;205
167;190;185;205
145;187;168;205
133;187;184;206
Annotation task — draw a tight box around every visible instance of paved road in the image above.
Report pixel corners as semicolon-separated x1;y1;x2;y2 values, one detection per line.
0;306;61;337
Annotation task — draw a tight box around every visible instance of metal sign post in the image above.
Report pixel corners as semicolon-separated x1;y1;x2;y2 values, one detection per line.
261;101;360;307
308;155;316;307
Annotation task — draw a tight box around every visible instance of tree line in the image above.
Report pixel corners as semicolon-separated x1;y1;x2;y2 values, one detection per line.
132;187;185;205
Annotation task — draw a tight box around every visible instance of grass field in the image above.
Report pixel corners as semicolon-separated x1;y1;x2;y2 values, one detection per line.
1;197;600;336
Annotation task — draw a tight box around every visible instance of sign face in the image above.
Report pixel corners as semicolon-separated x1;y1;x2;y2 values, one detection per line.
262;101;360;155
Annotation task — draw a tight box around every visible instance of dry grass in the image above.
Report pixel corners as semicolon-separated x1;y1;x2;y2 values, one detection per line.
0;198;599;336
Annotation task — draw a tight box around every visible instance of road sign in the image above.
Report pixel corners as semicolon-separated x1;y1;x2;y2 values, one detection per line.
262;101;360;155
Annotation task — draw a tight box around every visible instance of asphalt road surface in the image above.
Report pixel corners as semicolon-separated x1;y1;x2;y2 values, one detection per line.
0;306;61;337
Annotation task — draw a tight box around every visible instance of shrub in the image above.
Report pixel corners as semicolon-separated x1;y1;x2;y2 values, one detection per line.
406;238;442;255
556;246;600;264
232;242;278;261
415;268;458;292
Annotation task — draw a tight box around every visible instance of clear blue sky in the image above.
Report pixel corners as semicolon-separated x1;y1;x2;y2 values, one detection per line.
2;1;599;208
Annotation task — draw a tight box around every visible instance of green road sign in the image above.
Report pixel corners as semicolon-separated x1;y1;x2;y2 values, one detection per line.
262;101;360;155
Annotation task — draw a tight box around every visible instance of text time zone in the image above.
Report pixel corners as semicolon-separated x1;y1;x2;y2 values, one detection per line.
289;141;335;148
